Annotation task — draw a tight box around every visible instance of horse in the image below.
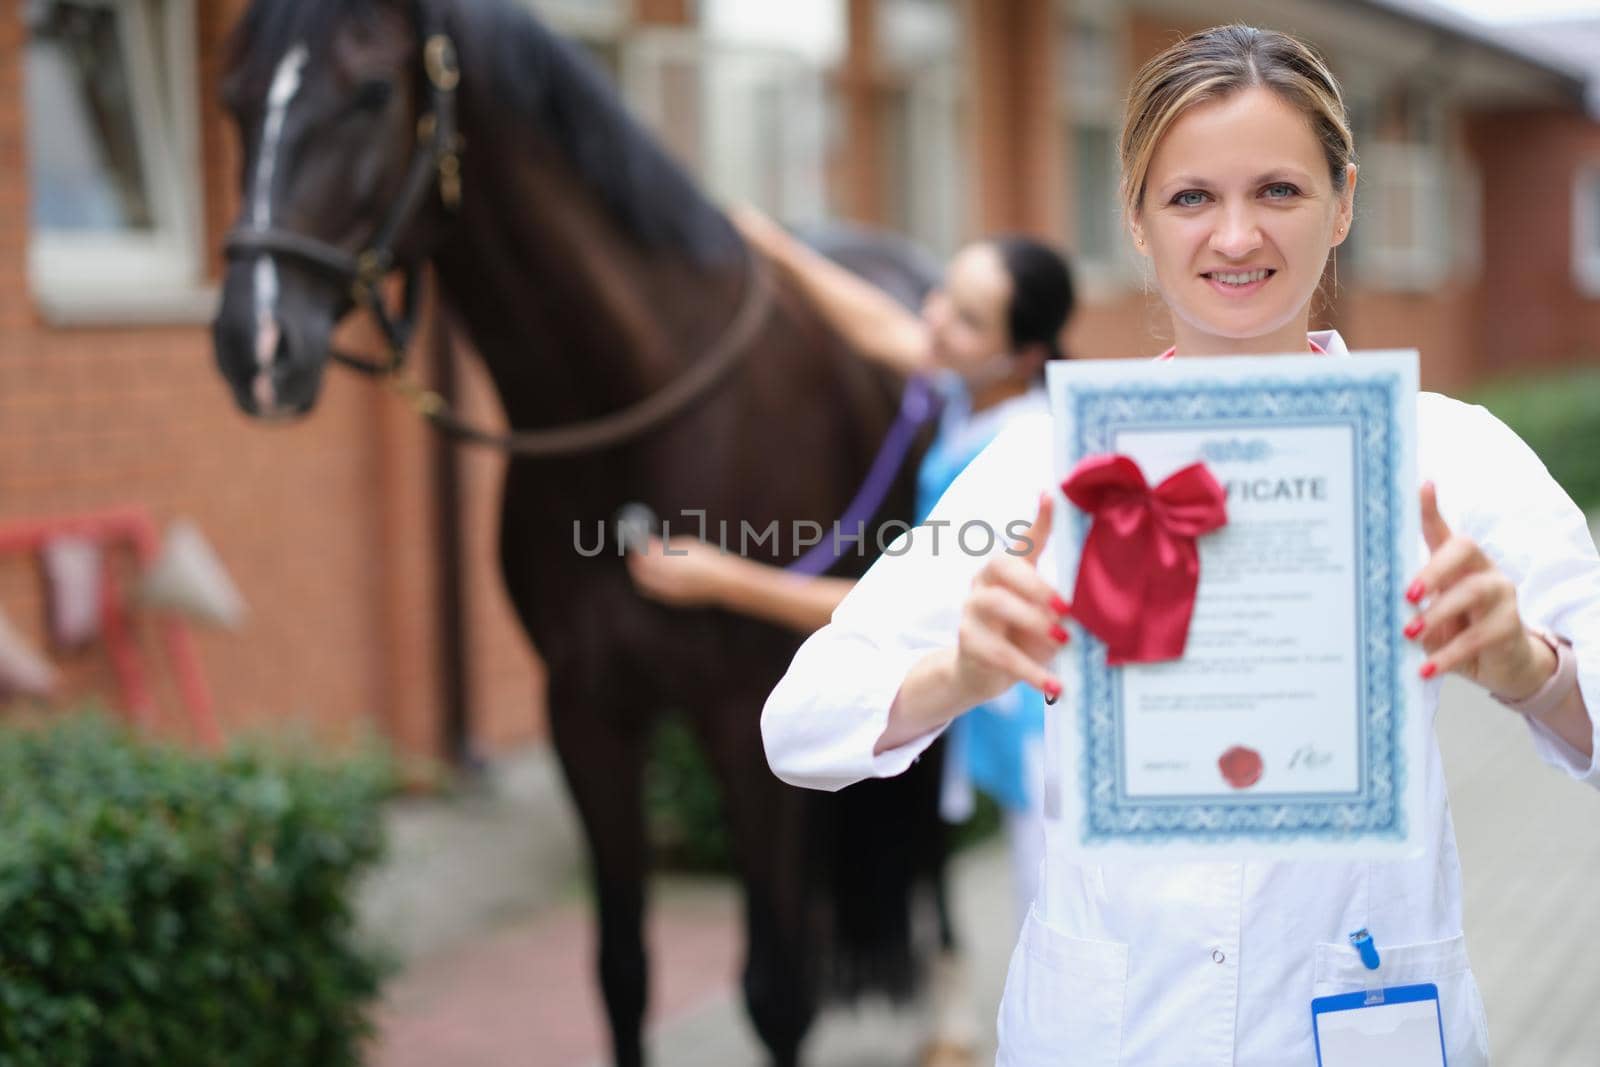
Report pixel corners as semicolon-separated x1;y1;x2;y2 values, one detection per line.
211;1;959;1064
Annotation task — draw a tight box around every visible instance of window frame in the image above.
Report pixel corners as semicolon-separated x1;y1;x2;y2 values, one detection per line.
26;0;210;325
619;26;834;225
874;0;970;260
1055;0;1134;301
521;0;627;43
1351;140;1451;293
1342;81;1453;293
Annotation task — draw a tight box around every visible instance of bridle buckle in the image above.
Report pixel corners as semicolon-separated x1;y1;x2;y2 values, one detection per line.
424;35;459;92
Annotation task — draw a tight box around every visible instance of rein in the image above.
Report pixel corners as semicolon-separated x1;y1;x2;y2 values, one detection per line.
787;375;940;576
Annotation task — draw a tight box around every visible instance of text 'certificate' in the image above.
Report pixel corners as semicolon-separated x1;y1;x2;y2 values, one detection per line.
1046;351;1423;860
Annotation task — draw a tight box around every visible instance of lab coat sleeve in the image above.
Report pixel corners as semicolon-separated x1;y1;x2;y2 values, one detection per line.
1451;401;1600;784
762;412;1055;792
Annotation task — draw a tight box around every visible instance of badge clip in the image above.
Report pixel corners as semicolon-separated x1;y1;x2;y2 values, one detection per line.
1347;928;1384;1005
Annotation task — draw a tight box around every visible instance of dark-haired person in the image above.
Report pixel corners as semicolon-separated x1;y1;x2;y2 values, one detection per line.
627;216;1075;1064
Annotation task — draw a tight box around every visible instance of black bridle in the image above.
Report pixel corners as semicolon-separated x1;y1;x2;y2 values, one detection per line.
220;9;773;458
224;17;463;380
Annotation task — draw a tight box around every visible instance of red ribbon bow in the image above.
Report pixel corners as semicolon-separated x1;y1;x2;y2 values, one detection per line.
1060;454;1228;665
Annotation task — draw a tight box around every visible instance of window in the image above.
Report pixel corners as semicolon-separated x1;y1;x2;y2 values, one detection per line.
1356;142;1449;289
526;0;624;41
1448;151;1482;281
24;0;207;323
1575;166;1600;298
1068;114;1117;263
524;0;625;78
876;0;967;258
1057;3;1129;294
1344;85;1450;291
622;3;842;226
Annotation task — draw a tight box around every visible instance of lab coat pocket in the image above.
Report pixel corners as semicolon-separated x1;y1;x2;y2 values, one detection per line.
997;905;1128;1066
1312;932;1491;1067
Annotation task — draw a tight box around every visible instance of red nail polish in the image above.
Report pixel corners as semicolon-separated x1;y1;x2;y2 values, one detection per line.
1405;580;1425;604
1043;680;1062;703
1049;623;1069;644
1403;617;1424;639
1419;662;1437;679
1050;595;1071;616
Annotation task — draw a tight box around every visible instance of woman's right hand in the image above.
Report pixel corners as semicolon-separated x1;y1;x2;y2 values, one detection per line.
730;204;793;260
952;491;1071;705
625;536;730;608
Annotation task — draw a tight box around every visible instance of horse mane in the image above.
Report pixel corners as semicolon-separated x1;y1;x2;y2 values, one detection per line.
226;0;741;267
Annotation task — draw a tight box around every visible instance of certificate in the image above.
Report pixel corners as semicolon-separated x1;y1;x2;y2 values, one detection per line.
1045;351;1424;859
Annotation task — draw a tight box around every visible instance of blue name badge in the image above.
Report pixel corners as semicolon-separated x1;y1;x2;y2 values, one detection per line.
1312;984;1447;1067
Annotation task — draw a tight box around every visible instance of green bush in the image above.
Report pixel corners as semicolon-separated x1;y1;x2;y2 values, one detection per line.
645;714;732;873
0;713;392;1067
645;713;998;875
1472;365;1600;514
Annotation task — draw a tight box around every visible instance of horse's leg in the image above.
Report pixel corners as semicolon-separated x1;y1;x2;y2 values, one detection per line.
549;691;651;1067
694;695;816;1067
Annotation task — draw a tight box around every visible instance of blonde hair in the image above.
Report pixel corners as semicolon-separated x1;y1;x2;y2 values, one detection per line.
1119;25;1355;222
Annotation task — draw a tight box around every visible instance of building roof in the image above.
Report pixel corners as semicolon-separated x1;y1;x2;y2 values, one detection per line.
1500;16;1600;116
1353;0;1592;113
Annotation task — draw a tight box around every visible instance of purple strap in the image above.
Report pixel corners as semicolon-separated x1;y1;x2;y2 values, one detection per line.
787;375;942;577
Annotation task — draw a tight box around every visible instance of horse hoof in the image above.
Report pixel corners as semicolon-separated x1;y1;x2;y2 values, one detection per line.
918;1039;979;1067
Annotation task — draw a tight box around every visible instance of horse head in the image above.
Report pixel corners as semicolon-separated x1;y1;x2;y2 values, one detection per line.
212;0;454;418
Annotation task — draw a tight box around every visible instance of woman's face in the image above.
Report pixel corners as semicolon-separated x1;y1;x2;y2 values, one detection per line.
1132;86;1355;354
920;243;1016;382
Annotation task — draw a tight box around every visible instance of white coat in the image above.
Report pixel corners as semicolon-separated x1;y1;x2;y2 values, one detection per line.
761;333;1600;1066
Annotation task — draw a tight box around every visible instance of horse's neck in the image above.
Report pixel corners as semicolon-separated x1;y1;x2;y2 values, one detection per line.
432;137;744;434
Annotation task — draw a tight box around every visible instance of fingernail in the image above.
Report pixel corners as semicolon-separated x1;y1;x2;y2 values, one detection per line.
1403;617;1424;639
1049;623;1070;644
1405;580;1425;604
1419;661;1437;679
1049;595;1071;616
1043;680;1062;704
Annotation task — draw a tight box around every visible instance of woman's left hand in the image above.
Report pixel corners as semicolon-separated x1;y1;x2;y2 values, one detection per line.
1405;482;1554;699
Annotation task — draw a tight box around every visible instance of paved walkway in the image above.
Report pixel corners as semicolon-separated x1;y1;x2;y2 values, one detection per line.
368;676;1600;1067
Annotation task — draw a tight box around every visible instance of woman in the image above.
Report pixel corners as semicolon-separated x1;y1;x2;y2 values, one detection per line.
629;218;1072;894
628;218;1072;643
629;222;1073;1063
762;25;1597;1067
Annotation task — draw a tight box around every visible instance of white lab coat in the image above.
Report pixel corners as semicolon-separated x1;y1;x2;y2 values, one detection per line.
762;333;1600;1066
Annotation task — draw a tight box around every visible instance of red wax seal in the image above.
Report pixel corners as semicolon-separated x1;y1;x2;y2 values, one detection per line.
1218;746;1263;789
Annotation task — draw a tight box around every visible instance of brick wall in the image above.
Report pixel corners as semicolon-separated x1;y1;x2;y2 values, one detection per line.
1469;109;1600;382
0;0;545;759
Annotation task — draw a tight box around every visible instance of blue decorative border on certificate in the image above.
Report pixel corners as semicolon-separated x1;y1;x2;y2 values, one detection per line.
1071;375;1405;845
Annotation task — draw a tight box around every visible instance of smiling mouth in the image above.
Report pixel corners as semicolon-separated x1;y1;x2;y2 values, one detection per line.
1203;268;1276;290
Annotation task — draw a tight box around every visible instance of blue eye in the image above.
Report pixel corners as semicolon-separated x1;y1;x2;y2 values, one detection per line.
1172;190;1207;207
1263;182;1299;199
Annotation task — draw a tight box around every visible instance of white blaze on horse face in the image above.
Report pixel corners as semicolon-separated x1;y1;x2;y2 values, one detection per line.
250;42;310;408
